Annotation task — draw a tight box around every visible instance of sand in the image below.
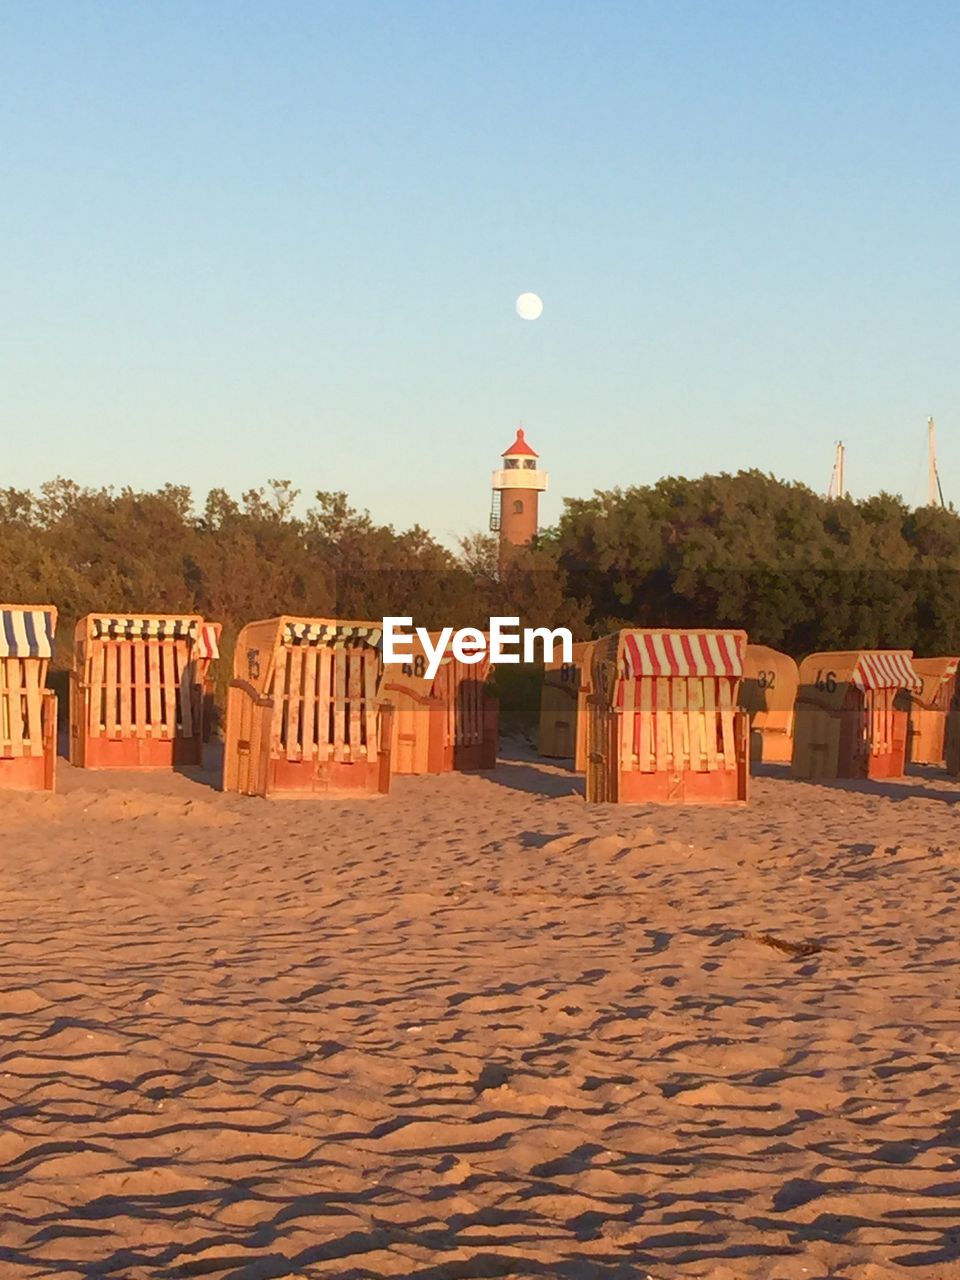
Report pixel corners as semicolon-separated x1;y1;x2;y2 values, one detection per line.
0;751;958;1279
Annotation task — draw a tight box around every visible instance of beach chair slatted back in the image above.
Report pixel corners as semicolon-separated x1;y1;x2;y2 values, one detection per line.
432;648;491;751
272;626;381;765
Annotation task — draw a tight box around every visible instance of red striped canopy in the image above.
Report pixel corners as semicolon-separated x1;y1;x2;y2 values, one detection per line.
622;631;745;679
851;651;921;692
195;623;221;661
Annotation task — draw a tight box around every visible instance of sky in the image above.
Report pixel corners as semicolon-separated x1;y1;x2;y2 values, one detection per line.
2;1;960;544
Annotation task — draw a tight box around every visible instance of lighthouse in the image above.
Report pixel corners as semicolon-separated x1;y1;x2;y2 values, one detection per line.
490;428;548;568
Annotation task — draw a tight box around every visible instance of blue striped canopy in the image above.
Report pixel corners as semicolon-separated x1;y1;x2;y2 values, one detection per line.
90;616;200;641
283;622;382;649
0;608;56;659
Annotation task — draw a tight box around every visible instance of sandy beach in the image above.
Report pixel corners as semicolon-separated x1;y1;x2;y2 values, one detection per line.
0;752;958;1279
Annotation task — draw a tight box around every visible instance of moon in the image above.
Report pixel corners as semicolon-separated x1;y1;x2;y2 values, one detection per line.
516;292;543;320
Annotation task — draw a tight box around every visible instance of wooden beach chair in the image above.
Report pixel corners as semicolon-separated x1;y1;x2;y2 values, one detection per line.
382;630;498;774
0;604;57;791
792;650;920;780
537;640;593;770
223;617;393;797
739;644;799;764
908;657;959;767
70;614;221;769
586;628;749;805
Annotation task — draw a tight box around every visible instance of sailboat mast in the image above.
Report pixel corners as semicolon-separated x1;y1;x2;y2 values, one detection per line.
928;417;944;508
828;441;845;498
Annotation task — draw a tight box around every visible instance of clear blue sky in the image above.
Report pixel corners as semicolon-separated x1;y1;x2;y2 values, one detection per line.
2;1;959;542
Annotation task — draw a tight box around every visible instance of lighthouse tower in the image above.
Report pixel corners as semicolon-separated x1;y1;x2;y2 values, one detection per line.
490;428;548;568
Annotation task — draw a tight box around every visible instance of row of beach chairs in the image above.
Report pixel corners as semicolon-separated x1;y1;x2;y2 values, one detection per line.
1;604;952;806
0;606;497;797
540;635;960;803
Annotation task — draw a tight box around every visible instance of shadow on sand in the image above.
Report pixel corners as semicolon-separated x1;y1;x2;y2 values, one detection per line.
788;770;960;805
54;733;223;795
485;740;585;798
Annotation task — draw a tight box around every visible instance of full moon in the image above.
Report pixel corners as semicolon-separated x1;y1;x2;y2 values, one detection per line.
516;292;543;320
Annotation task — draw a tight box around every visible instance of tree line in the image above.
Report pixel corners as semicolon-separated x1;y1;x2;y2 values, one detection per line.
4;470;959;713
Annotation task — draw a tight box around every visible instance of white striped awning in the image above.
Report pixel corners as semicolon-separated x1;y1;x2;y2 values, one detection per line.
622;630;744;679
92;616;200;642
0;608;55;659
283;622;382;649
851;651;922;692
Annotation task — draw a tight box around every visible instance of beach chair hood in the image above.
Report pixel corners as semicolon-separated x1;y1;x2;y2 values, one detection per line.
0;607;56;659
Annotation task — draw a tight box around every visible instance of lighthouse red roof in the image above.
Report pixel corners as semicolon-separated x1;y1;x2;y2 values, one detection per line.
502;427;538;458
